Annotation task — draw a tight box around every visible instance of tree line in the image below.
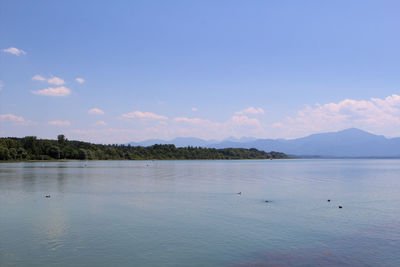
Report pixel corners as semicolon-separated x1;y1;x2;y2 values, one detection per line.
0;135;288;161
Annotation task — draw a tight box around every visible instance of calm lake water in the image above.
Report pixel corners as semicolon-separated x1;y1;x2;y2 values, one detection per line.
1;159;399;266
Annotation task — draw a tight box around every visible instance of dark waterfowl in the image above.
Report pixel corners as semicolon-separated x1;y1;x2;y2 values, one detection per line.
338;205;343;209
45;195;50;198
327;199;331;202
237;192;242;195
265;200;270;203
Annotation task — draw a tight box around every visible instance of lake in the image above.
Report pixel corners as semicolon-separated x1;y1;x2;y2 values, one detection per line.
1;160;399;266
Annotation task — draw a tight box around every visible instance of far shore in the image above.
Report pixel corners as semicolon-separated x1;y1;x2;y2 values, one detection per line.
0;158;295;163
3;157;400;163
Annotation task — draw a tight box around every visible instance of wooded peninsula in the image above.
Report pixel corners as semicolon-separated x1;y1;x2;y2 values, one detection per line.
0;135;288;161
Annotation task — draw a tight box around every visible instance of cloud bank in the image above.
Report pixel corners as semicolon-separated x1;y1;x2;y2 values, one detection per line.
282;94;400;138
73;94;400;143
4;94;400;143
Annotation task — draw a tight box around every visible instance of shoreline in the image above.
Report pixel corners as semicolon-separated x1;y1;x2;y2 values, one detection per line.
0;158;295;163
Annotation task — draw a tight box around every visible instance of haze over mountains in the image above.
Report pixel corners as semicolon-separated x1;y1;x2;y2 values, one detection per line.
128;128;400;158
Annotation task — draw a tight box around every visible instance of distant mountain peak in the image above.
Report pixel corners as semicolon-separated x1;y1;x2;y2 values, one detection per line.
337;128;373;134
127;128;398;157
306;128;382;139
338;127;366;133
336;128;385;138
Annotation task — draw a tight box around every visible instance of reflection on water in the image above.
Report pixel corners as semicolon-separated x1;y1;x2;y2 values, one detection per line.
1;160;400;266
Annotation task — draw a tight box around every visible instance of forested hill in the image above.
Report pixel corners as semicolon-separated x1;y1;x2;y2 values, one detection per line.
0;135;288;161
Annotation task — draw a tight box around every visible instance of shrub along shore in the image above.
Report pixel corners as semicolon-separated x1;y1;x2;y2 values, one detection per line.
0;135;288;161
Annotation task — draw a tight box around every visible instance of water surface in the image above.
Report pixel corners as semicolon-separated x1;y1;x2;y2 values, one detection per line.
1;160;399;266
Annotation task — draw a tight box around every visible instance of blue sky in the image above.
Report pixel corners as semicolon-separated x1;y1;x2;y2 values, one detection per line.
1;0;400;143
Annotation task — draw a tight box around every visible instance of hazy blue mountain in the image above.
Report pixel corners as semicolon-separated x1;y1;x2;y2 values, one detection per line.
128;137;217;148
211;128;400;157
223;136;258;142
168;137;218;147
128;128;400;157
128;139;169;147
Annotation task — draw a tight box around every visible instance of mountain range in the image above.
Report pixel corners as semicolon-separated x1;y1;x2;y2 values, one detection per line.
128;128;400;158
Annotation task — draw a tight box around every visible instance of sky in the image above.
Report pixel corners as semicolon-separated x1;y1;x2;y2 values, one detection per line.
1;0;400;143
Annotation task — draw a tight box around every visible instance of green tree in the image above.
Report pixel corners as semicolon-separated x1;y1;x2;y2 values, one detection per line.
48;146;60;159
23;136;37;154
78;149;88;160
9;148;17;159
0;146;10;160
57;134;66;145
0;136;288;161
17;147;28;159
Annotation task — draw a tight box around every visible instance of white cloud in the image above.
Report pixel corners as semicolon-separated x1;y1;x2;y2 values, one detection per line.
31;86;71;96
121;111;168;120
63;93;400;143
32;75;46;81
32;75;65;85
281;94;400;138
0;113;35;126
191;107;198;112
93;120;107;126
69;128;141;144
78;114;264;142
75;77;85;84
0;114;26;123
66;114;264;143
174;117;212;124
235;107;265;115
88;108;104;115
173;116;219;128
47;77;65;85
48;120;71;127
173;115;264;139
271;122;284;128
2;47;26;56
228;115;261;127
